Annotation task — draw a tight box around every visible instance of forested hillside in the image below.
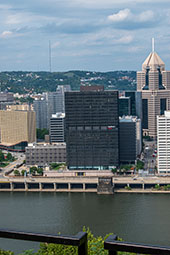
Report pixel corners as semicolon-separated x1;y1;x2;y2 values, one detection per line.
0;70;136;94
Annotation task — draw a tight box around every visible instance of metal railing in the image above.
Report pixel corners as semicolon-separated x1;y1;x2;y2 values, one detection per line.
0;229;87;255
104;235;170;255
1;229;170;255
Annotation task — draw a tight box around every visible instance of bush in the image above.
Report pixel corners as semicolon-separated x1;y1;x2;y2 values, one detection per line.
125;186;132;190
111;168;117;174
154;184;160;190
0;250;13;255
36;227;113;255
14;170;20;176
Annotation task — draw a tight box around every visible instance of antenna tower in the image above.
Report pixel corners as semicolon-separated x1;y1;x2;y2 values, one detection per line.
49;40;52;72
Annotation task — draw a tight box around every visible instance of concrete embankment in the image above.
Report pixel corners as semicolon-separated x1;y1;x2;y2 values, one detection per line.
0;175;170;194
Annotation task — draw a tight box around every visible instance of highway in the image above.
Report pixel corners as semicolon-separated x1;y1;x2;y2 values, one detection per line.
0;153;25;178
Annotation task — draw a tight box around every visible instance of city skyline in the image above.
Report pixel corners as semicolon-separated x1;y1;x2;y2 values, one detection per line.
0;0;170;71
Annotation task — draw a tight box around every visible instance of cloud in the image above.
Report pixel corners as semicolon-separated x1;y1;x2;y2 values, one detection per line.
107;9;156;30
0;31;13;38
108;9;131;22
138;10;154;22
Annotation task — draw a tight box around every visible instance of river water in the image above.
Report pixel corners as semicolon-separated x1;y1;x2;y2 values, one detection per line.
0;192;170;253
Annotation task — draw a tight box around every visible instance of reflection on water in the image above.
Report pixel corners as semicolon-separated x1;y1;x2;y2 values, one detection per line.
0;192;169;253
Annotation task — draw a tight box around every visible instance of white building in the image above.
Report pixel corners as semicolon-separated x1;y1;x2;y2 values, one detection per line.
157;111;170;173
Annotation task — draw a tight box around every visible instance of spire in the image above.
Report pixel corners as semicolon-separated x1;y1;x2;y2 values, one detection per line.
142;39;165;71
152;38;155;53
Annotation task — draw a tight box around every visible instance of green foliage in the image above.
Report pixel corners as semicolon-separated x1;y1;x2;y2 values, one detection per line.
30;166;37;174
14;170;20;176
0;250;13;255
36;168;43;175
120;165;133;171
16;97;34;104
111;168;117;174
154;184;160;190
6;153;14;161
154;184;170;191
125;186;132;190
36;129;49;140
21;170;26;176
0;71;136;94
30;166;43;175
136;160;144;171
0;162;9;168
36;227;113;255
163;185;170;191
0;151;5;162
50;163;62;170
0;228;142;255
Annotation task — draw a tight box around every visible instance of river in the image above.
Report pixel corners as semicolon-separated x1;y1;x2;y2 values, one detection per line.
0;192;170;253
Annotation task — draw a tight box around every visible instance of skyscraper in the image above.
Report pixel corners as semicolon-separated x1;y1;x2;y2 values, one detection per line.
137;42;170;138
46;85;71;127
65;88;119;170
33;98;48;129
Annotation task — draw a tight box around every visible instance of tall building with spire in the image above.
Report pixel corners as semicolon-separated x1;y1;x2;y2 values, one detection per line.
137;40;170;138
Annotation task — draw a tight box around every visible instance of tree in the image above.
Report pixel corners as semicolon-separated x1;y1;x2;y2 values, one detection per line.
0;151;5;162
36;129;49;140
6;153;13;161
14;170;20;176
50;163;60;169
111;168;117;174
30;166;37;174
37;168;43;175
21;170;26;176
136;160;144;171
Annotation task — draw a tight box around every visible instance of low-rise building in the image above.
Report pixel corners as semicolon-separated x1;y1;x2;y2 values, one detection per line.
25;143;66;166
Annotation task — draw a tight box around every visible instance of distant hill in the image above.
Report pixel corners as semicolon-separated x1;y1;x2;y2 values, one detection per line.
0;70;136;94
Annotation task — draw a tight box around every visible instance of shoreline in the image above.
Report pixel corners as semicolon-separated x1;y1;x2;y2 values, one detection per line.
0;188;169;194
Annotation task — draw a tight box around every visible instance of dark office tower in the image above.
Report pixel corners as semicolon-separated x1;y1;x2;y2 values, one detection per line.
65;90;119;170
119;96;131;116
119;116;142;163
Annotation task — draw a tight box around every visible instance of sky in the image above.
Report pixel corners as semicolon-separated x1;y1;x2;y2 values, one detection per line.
0;0;170;72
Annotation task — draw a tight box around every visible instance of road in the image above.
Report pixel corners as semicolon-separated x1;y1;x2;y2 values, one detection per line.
143;140;157;174
0;154;25;178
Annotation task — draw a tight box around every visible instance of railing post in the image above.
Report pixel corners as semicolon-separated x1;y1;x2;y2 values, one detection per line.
104;235;118;255
76;232;88;255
